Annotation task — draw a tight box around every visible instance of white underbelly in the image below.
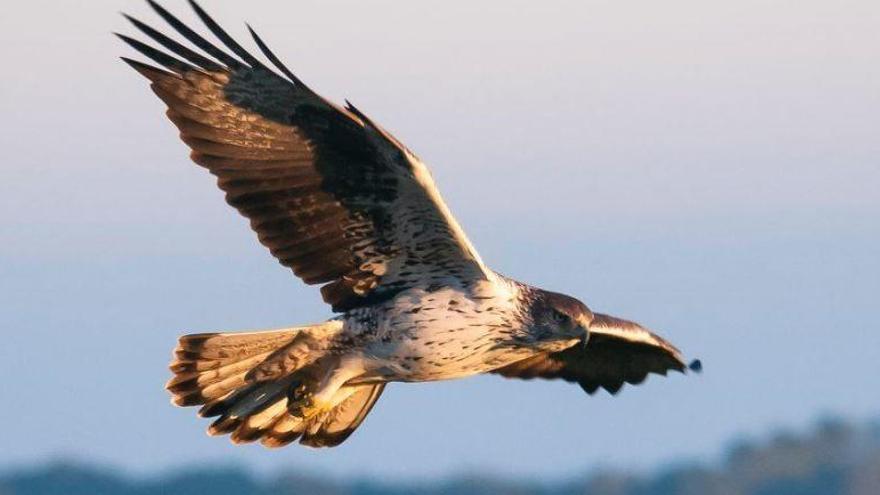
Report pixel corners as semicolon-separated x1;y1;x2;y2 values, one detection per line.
355;284;526;381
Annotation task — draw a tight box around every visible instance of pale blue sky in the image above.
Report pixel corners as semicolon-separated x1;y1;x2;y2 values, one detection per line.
1;0;878;480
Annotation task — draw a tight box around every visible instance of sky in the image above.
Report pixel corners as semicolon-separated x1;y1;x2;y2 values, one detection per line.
1;0;879;482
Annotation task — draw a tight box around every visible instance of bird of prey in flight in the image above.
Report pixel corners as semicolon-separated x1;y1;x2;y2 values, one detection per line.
119;0;701;448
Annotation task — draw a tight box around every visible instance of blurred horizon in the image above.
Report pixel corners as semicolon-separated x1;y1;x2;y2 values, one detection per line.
3;413;880;494
1;0;878;484
1;410;876;477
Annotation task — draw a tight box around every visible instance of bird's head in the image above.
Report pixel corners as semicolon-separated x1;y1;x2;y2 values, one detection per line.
526;289;593;349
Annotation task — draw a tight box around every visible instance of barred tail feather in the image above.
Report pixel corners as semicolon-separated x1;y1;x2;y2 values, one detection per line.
202;378;385;449
263;383;386;449
166;327;304;407
165;321;384;448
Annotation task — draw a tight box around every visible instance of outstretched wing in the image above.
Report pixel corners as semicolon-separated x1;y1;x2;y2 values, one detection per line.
492;313;700;395
119;0;490;311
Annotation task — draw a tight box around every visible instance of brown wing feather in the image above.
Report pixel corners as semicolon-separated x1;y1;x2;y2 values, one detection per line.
493;313;698;395
119;3;489;311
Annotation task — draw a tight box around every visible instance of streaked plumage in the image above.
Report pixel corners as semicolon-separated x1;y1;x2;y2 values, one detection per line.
120;0;700;449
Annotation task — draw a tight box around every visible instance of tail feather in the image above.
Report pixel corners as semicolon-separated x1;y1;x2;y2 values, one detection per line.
166;352;274;391
166;325;317;407
306;383;385;446
232;398;290;443
261;414;304;448
173;328;301;364
205;377;296;437
203;374;300;437
265;383;386;449
166;321;385;448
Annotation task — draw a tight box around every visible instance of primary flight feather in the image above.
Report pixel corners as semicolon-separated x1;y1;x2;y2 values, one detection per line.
120;0;700;449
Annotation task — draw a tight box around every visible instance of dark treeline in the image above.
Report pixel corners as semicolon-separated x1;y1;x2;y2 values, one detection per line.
3;417;879;495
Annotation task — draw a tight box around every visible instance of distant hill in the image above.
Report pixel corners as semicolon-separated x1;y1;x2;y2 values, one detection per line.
3;417;879;495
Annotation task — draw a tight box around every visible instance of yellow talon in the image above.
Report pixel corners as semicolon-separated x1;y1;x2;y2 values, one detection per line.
288;384;330;419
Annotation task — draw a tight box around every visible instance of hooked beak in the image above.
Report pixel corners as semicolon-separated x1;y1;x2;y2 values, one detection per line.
576;315;592;349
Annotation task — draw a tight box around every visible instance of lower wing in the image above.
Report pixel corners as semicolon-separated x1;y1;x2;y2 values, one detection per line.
492;313;701;395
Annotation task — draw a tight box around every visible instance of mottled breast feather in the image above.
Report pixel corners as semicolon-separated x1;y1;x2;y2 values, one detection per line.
119;1;491;311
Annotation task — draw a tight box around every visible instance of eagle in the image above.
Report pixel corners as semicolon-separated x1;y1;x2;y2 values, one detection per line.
119;0;701;448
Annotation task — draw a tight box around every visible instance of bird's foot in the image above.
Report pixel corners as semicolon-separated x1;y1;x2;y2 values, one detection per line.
288;383;328;419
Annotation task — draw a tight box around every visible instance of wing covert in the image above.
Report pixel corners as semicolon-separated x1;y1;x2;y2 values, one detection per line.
120;0;490;311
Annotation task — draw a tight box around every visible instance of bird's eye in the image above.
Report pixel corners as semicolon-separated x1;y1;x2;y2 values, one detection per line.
551;310;569;324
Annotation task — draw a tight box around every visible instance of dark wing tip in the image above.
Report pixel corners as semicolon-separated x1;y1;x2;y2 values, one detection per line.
187;0;264;68
688;359;703;373
115;31;197;74
119;56;175;80
122;10;225;72
146;0;243;70
245;23;312;91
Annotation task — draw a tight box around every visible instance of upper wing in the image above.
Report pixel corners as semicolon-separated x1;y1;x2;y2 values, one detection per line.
492;313;700;395
119;0;491;311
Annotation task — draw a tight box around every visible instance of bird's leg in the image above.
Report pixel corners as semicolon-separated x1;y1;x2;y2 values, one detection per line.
288;356;365;418
288;382;315;418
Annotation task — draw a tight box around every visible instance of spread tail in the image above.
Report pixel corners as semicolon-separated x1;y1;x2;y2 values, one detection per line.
165;322;385;448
